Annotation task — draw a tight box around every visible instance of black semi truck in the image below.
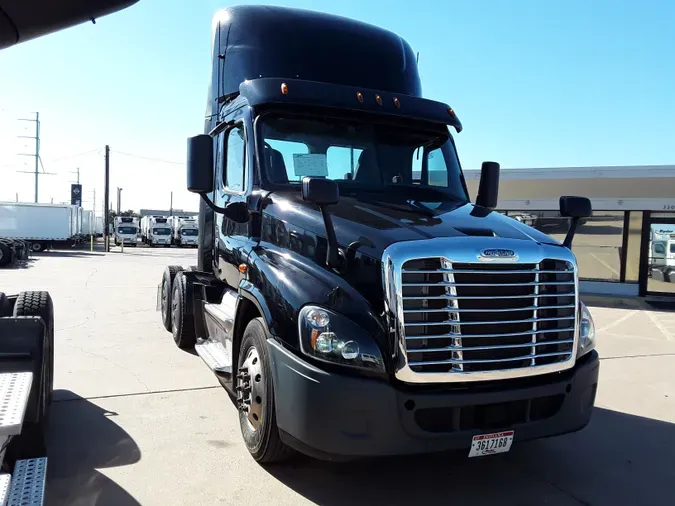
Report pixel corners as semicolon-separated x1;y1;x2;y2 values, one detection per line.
159;5;599;463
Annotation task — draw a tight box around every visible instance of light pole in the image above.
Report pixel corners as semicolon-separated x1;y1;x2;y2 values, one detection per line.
116;187;123;214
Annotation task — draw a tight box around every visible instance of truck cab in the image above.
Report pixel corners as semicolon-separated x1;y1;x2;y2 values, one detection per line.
114;216;138;246
159;5;599;463
171;217;199;247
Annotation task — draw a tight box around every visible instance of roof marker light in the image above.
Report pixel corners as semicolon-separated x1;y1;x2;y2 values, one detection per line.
393;97;400;108
375;95;382;105
356;92;364;103
281;82;289;95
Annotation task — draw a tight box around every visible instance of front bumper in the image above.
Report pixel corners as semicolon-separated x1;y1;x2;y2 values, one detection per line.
268;339;599;460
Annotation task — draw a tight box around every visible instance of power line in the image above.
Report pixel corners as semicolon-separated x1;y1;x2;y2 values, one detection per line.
111;149;184;165
45;148;100;164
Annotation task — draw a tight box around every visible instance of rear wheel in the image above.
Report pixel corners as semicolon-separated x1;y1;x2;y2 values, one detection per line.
160;265;183;331
237;318;293;463
0;243;10;267
171;272;196;349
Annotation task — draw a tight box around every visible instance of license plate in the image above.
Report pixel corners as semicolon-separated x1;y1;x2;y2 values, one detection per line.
468;430;514;458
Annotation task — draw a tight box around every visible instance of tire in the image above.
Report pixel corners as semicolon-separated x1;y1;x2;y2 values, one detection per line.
160;265;183;332
13;291;54;411
171;272;196;349
237;318;293;464
31;242;43;253
0;243;11;267
0;292;9;317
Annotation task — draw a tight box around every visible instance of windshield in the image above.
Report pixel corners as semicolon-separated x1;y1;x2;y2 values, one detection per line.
258;115;468;201
181;229;198;236
118;226;136;235
153;228;171;235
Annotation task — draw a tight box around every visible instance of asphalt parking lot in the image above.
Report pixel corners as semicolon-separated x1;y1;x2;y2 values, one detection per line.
2;245;674;506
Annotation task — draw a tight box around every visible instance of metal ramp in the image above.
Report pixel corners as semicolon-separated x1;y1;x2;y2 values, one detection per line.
0;373;46;506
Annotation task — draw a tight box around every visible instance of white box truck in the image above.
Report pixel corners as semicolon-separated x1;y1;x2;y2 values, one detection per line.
141;216;172;247
81;210;94;237
171;216;198;247
0;202;78;252
649;225;675;282
114;216;139;247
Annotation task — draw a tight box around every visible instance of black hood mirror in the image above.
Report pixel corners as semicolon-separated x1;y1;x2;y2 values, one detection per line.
559;196;592;248
476;161;500;210
302;177;341;270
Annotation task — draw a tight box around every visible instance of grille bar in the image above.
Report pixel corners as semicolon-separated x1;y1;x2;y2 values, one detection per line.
407;339;574;353
402;269;572;275
403;304;575;313
406;327;576;340
403;293;572;300
402;281;574;287
408;351;572;367
404;315;575;326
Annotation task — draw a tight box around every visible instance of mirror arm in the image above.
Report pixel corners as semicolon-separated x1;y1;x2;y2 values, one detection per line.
320;207;341;269
563;217;580;248
199;193;228;215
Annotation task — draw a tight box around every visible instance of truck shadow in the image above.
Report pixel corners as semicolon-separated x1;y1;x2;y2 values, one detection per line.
265;407;675;506
45;390;142;506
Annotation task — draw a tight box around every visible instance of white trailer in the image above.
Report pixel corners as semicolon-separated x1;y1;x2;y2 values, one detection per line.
171;216;198;247
114;216;139;247
81;210;94;236
95;216;104;237
0;202;79;252
141;216;172;247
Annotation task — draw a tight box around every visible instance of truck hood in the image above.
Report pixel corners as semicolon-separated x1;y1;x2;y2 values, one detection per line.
263;190;561;259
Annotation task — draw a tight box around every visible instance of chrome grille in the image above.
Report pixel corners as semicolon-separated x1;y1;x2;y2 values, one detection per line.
401;258;576;375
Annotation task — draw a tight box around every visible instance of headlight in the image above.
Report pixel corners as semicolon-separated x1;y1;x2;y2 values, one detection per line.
298;306;385;372
578;302;596;357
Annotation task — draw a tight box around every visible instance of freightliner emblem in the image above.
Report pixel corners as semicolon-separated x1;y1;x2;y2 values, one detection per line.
479;248;518;261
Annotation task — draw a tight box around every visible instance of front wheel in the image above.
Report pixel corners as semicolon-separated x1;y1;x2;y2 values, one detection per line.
237;318;293;463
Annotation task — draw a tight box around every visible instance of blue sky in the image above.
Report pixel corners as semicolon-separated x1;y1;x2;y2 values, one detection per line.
0;0;673;211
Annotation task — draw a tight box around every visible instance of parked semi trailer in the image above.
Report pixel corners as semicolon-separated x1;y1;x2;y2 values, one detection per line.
159;6;598;463
140;216;172;247
0;203;80;252
170;217;199;247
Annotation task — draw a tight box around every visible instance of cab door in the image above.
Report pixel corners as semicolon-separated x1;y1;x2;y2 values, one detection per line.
213;110;252;288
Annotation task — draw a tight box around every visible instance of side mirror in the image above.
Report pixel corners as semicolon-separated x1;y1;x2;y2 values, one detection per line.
559;196;592;219
187;135;214;193
302;177;341;269
302;177;339;205
224;201;249;224
476;161;500;210
559;196;592;248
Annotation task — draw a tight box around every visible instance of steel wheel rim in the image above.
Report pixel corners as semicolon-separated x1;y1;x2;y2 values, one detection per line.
171;283;180;333
161;277;170;321
239;346;264;432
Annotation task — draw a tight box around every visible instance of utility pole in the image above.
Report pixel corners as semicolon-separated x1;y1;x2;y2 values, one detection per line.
104;145;110;252
92;189;96;234
170;191;173;216
70;167;80;183
15;193;18;202
16;112;55;202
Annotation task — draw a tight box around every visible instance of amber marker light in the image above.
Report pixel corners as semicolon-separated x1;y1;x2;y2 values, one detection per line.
375;94;383;105
238;264;248;273
281;82;289;95
393;97;401;108
356;92;364;103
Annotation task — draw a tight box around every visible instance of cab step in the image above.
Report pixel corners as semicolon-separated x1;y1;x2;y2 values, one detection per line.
195;339;232;375
0;457;47;506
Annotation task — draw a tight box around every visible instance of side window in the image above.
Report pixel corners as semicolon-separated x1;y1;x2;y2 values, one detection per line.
654;243;665;254
224;125;245;192
427;148;448;187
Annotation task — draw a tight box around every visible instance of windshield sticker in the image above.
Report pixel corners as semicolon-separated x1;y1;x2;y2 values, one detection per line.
293;154;328;177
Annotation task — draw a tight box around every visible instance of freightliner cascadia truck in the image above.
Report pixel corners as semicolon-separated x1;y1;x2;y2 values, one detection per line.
158;5;599;463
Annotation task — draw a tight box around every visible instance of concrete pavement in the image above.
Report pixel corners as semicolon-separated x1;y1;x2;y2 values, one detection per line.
2;245;674;505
